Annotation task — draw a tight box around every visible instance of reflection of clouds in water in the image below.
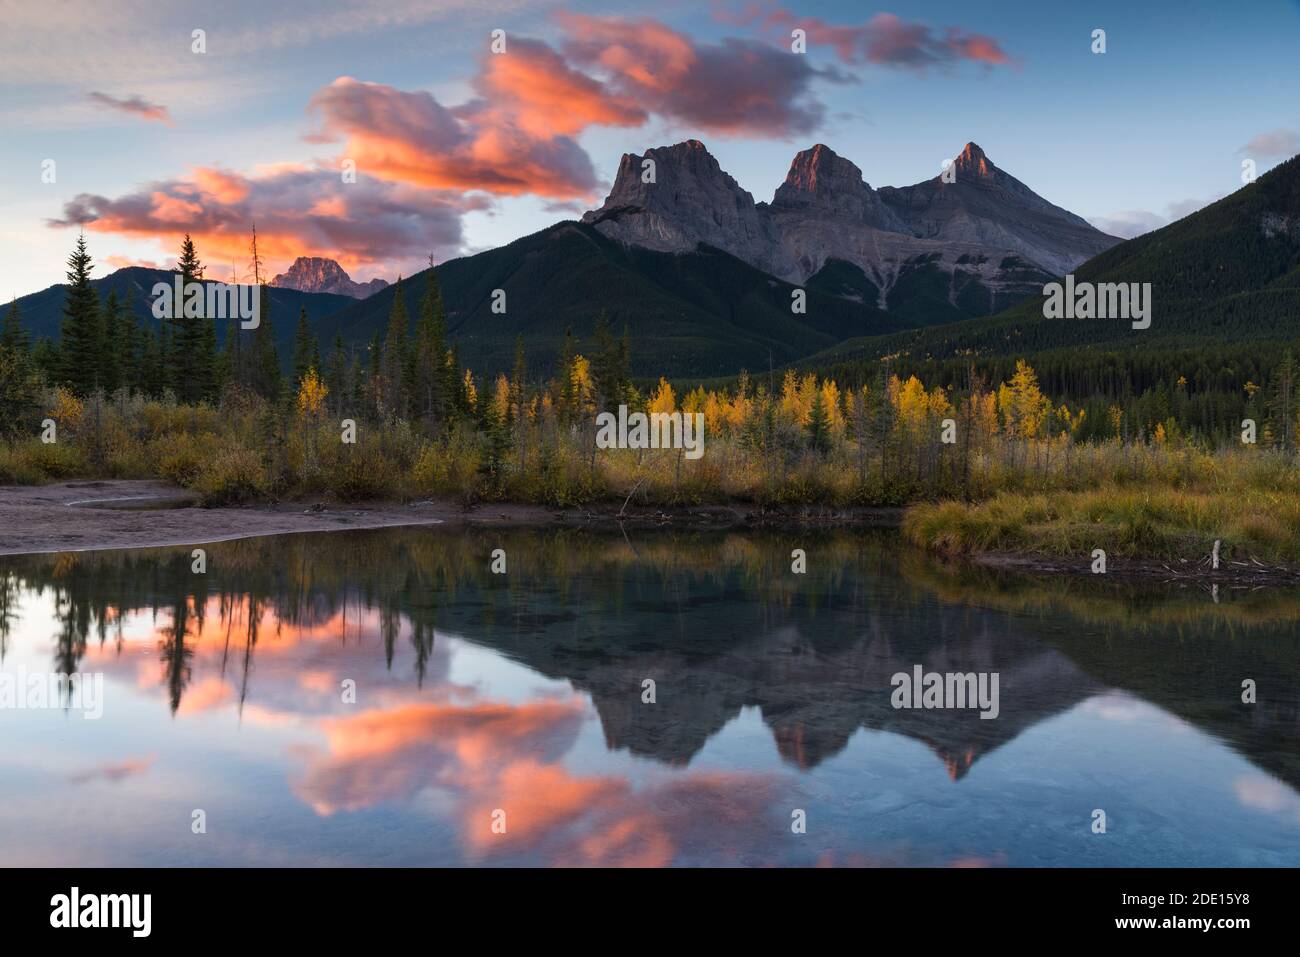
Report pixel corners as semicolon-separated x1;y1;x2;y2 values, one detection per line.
68;755;155;784
293;696;781;866
1234;774;1300;823
1079;691;1191;733
82;596;465;719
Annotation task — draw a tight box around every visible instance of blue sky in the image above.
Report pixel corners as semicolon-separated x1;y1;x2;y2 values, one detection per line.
2;0;1298;300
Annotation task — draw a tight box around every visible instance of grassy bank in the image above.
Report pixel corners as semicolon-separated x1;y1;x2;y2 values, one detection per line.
902;485;1300;564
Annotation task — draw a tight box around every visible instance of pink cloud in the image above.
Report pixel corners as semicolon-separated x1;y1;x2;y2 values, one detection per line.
724;5;1015;71
559;13;829;137
87;91;172;124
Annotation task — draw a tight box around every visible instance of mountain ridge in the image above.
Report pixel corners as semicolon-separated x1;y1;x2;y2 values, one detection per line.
583;139;1121;318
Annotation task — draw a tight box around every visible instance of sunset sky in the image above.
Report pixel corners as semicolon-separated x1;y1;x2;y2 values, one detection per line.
3;0;1299;300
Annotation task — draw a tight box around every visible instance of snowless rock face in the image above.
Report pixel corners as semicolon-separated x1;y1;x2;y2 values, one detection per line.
582;140;795;280
271;257;388;298
583;140;1122;315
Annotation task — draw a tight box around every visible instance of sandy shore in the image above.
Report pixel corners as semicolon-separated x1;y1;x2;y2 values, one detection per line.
0;480;904;556
0;480;555;556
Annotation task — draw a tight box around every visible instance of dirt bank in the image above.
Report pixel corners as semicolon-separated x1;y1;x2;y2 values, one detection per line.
0;481;904;556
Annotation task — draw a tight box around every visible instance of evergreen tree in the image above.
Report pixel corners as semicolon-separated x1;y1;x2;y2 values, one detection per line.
33;338;61;384
510;336;527;423
59;233;104;395
100;289;125;394
380;278;409;415
415;266;451;423
140;326;165;397
292;307;315;388
806;387;832;454
366;330;382;413
1;298;28;355
325;334;347;416
590;311;624;411
1268;349;1297;452
558;327;577;419
169;233;210;403
250;284;281;400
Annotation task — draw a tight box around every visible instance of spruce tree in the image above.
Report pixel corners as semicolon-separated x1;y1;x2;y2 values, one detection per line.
100;289;124;395
381;278;409;415
806;387;832;454
292;307;314;389
415;267;450;422
140;326;165;397
1;298;28;355
250;284;280;400
325;334;347;415
168;234;208;402
59;233;104;395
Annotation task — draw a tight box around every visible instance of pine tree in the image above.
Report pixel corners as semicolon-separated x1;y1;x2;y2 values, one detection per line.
140;326;165;397
806;386;832;454
591;311;619;411
59;233;104;395
558;327;577;419
415;265;450;423
250;284;281;400
100;289;124;394
292;307;315;389
1268;349;1296;452
1;298;28;355
118;292;141;394
168;234;209;403
325;334;347;416
33;338;60;384
380;278;409;415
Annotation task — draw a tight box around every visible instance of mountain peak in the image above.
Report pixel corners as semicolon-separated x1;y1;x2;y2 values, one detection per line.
952;142;996;179
780;144;864;194
271;256;388;299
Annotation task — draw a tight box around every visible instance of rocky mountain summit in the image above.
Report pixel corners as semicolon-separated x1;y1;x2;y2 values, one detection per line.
583;140;1120;318
271;257;388;299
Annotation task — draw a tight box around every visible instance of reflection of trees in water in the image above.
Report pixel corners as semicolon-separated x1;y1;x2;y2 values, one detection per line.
158;596;196;715
1;527;1297;784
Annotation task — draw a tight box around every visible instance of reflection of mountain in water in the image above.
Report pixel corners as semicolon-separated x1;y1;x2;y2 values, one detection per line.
2;527;1296;788
475;594;1100;776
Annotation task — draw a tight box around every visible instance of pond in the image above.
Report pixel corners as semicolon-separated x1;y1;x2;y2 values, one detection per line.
0;526;1296;866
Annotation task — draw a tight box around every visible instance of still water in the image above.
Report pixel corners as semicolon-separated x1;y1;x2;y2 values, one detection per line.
0;527;1296;867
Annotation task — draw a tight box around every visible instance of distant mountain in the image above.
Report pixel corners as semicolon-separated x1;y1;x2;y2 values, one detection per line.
323;221;917;379
583;139;1120;325
271;257;387;298
794;150;1300;369
10;266;353;370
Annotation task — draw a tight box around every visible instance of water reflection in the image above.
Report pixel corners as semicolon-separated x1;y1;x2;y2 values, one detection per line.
0;528;1297;866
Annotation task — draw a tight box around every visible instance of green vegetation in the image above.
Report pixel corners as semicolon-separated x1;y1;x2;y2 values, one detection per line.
5;225;1300;568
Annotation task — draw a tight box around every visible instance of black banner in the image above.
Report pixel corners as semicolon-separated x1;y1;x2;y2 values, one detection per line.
0;867;1282;942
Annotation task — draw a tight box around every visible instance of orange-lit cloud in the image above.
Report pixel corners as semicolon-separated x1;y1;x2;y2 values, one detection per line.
294;698;589;815
475;37;647;139
52;164;475;274
294;696;779;866
308;74;609;199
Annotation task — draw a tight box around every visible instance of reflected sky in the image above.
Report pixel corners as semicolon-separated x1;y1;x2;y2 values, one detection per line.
0;528;1297;866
